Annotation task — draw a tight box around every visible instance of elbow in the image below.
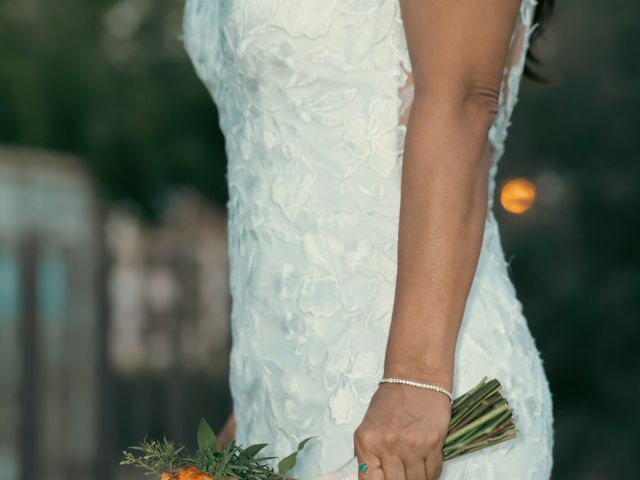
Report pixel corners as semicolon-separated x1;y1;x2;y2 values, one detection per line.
462;81;500;131
413;78;500;133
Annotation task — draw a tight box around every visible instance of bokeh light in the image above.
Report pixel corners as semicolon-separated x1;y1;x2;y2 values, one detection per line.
500;177;536;214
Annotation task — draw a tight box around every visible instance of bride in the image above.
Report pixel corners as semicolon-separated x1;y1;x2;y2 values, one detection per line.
182;0;555;478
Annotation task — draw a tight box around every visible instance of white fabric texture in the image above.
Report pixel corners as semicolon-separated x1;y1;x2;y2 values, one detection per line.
182;1;554;478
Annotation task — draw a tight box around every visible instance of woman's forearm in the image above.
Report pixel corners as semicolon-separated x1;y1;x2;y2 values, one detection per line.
383;88;496;390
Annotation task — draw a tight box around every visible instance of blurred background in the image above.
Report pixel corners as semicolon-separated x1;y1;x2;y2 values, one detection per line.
0;0;638;479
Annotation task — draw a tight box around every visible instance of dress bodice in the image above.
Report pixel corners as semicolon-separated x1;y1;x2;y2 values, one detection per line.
183;0;539;214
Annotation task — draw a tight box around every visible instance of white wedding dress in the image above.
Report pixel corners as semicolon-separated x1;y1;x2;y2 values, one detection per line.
182;1;554;478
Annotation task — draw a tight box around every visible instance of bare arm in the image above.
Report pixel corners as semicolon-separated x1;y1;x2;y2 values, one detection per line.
216;411;236;450
355;1;521;479
384;0;520;391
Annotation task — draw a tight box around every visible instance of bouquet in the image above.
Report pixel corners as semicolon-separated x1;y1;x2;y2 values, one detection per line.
121;377;517;479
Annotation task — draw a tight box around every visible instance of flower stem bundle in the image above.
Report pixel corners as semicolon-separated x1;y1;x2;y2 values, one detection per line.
443;376;518;460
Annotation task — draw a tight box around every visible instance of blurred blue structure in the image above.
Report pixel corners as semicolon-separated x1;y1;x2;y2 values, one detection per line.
0;147;109;480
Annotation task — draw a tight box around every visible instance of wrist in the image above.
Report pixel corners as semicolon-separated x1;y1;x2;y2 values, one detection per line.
383;359;454;391
383;313;459;386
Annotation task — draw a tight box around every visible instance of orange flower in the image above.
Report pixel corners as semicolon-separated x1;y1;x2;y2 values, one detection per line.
159;466;213;480
177;466;212;480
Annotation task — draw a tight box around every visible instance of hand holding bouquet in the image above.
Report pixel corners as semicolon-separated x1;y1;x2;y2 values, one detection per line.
122;377;517;479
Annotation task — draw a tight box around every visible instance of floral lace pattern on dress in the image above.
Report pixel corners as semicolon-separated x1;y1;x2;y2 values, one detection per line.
183;0;554;478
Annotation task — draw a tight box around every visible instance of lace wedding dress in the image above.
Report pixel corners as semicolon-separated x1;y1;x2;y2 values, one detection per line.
182;1;554;478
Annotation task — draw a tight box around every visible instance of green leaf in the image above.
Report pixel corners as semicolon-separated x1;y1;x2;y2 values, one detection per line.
252;456;279;462
277;452;298;476
296;436;316;451
277;436;317;476
197;418;217;452
242;443;268;459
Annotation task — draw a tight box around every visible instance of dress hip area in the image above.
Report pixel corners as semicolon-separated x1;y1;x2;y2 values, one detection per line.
182;1;554;478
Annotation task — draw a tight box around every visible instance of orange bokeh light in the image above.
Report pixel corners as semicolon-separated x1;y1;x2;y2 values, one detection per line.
500;178;536;214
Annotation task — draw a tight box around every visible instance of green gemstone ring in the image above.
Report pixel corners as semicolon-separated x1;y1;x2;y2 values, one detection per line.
358;463;368;474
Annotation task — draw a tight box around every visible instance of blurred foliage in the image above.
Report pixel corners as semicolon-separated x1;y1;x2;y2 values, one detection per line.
496;1;640;477
0;0;227;219
1;0;639;478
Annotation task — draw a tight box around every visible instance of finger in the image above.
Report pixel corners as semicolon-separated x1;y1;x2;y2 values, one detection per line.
354;429;384;479
381;454;406;480
425;453;443;480
403;456;427;480
354;446;383;479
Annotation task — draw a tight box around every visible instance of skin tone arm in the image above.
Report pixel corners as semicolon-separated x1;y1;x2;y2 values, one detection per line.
354;1;521;479
216;411;236;450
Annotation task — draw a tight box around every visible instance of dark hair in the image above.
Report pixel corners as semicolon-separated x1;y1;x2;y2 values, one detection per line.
524;0;555;82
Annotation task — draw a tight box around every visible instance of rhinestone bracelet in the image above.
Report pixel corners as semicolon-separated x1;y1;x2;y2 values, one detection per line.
379;377;454;404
